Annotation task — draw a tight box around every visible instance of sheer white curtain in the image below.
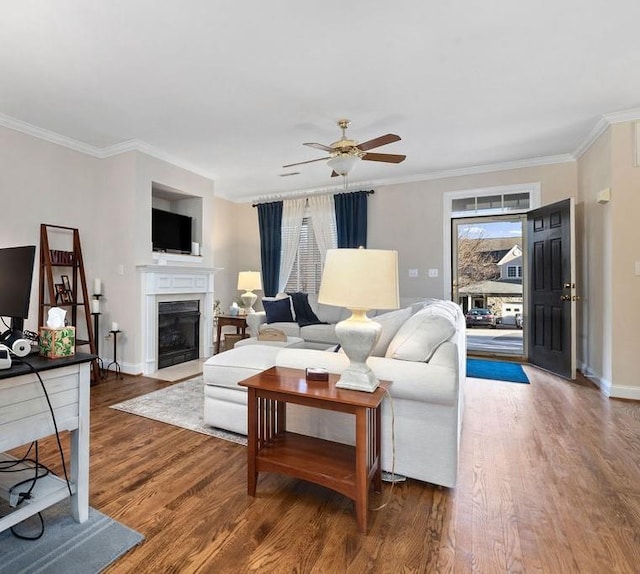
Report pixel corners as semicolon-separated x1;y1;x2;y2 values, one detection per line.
308;194;337;260
278;198;306;292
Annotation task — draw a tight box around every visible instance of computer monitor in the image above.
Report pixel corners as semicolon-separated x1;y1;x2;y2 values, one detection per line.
0;245;37;342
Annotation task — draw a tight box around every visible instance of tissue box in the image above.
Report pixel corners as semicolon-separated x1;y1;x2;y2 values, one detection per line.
39;326;76;358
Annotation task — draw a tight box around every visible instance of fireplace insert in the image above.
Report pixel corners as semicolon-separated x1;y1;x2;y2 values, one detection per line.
157;300;200;369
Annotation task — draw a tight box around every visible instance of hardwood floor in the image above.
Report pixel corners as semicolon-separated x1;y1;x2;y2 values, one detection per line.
31;368;640;573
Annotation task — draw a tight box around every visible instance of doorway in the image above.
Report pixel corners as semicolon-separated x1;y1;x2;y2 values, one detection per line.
452;215;526;359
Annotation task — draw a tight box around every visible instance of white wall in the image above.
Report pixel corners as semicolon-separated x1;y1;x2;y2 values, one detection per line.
212;197;260;312
0;126;102;344
1;127;217;373
577;128;612;390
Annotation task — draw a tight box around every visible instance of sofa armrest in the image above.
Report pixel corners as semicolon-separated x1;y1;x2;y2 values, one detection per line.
246;312;267;338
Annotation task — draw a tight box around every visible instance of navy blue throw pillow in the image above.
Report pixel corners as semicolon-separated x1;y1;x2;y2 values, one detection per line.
287;292;325;327
263;297;294;323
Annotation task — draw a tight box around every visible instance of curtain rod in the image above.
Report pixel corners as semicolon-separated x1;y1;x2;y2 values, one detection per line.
252;189;374;208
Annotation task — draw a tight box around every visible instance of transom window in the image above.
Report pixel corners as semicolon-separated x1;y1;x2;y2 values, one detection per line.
452;191;531;217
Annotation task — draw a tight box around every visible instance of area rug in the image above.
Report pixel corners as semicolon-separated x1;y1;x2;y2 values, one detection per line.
0;501;143;574
110;376;248;445
467;358;530;384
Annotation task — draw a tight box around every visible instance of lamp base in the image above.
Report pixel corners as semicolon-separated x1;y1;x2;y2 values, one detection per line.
241;290;258;314
335;365;379;393
334;309;382;393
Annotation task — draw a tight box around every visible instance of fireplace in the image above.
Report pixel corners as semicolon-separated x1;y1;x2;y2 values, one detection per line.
138;265;216;375
157;300;200;369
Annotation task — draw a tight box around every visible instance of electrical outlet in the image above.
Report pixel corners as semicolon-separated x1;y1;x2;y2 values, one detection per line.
428;268;439;278
408;268;418;278
635;261;640;276
117;264;125;276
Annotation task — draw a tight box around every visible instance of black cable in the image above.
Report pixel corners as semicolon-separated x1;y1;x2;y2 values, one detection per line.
0;442;36;470
9;512;45;540
6;358;74;540
16;358;72;499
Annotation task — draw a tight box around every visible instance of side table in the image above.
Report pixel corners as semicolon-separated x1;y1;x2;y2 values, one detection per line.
239;366;391;533
215;314;248;354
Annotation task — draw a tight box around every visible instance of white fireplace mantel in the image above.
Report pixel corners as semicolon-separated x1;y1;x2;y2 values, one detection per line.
138;265;219;374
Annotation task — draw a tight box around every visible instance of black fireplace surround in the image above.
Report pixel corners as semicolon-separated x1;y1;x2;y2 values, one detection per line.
157;300;200;369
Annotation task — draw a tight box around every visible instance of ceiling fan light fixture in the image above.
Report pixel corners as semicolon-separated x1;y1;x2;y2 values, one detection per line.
327;154;360;176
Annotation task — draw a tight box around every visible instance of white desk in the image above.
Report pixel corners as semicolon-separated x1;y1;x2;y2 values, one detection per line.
0;354;92;533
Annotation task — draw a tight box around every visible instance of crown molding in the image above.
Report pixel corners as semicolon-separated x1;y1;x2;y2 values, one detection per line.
0;113;103;157
0;113;216;181
573;107;640;159
98;139;216;180
235;154;574;204
6;106;640;203
602;107;640;124
572;117;610;159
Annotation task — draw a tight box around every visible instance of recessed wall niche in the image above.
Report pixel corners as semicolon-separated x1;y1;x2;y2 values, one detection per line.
151;182;203;256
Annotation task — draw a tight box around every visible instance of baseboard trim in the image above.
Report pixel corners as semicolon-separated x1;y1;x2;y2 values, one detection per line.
608;385;640;401
580;362;640;400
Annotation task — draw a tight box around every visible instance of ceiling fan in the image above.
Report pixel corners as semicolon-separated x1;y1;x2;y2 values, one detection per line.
283;119;406;177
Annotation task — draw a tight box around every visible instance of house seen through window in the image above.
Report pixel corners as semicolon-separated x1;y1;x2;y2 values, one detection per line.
507;265;522;278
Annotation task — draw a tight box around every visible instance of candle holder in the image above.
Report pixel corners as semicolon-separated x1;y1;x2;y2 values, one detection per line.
106;330;122;379
91;293;105;379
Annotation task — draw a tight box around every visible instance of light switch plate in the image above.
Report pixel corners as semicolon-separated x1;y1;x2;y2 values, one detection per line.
635;261;640;276
428;268;439;278
408;268;418;278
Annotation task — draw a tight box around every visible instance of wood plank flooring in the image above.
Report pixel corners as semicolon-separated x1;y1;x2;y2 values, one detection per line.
27;368;640;573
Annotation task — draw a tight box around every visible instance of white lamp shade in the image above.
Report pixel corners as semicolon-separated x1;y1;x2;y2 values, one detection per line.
318;249;399;311
327;155;360;176
237;271;263;291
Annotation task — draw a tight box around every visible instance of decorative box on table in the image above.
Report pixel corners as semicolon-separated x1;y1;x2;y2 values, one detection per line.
39;326;76;358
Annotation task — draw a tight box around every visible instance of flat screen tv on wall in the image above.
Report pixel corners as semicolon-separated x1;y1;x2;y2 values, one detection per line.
152;208;192;254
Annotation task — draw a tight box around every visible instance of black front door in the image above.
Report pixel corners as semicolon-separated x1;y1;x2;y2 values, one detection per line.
526;199;576;379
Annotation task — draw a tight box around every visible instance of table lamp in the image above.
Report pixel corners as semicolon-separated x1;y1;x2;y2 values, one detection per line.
237;271;263;314
318;248;399;392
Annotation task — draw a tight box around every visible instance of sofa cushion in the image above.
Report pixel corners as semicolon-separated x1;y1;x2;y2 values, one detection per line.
385;311;456;362
315;302;347;324
275;347;458;406
203;345;282;389
299;323;338;344
370;307;412;357
263;297;294;323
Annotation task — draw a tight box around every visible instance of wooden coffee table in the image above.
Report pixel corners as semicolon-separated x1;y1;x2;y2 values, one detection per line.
239;366;390;533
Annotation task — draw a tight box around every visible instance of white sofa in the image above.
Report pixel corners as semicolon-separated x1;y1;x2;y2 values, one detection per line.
203;299;466;488
246;293;427;349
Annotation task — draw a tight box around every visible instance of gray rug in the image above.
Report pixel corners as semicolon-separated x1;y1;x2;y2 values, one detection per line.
0;501;143;574
110;376;247;446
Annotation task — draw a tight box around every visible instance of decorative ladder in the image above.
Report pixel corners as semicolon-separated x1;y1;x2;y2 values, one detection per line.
38;224;98;382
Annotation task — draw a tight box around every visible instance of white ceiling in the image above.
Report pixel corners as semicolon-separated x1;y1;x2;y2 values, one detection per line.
2;1;640;203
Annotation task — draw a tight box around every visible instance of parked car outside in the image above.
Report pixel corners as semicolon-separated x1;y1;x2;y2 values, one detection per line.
465;308;497;328
515;312;523;329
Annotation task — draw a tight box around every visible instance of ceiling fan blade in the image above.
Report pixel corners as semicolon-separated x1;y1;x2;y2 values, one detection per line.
304;142;335;152
362;152;406;163
356;134;401;152
283;156;331;168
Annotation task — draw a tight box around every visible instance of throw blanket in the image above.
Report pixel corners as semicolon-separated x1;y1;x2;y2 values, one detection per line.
288;292;326;327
